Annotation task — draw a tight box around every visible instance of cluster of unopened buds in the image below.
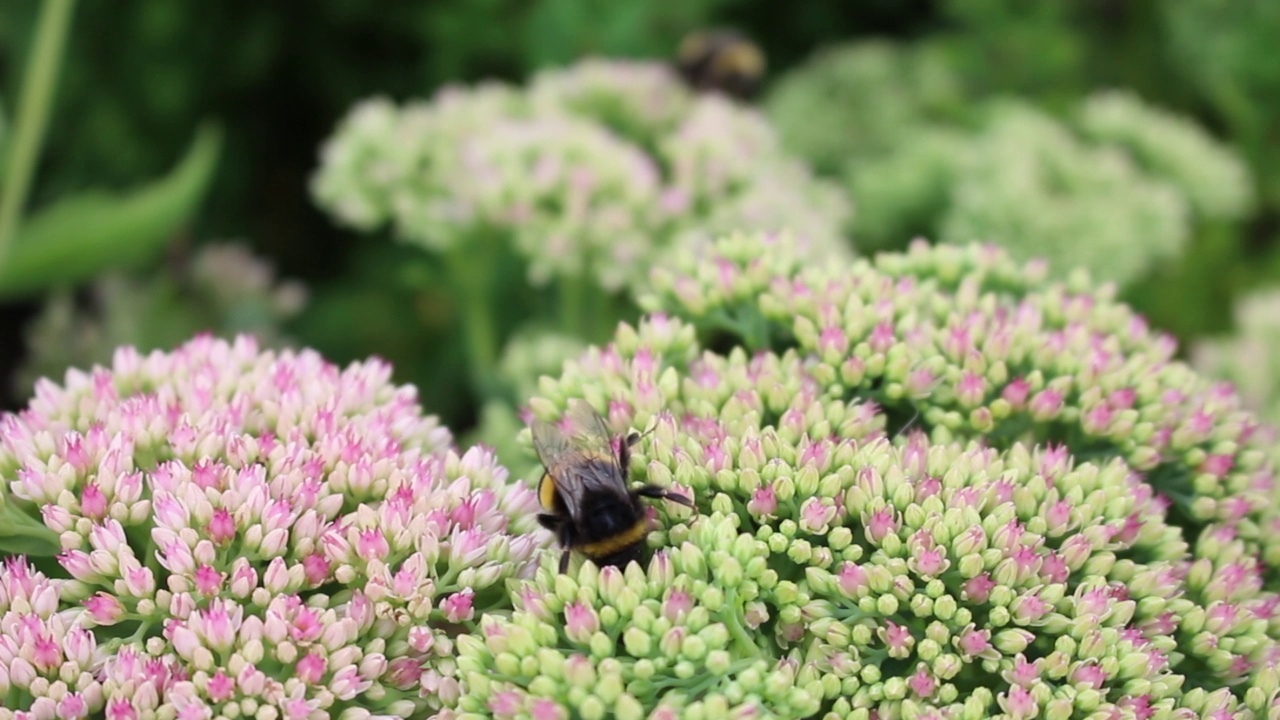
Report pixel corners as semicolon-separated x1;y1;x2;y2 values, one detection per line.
0;335;544;720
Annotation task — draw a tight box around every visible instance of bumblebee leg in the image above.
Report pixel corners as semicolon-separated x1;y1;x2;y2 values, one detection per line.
635;484;695;507
556;523;577;574
619;425;655;477
537;513;562;531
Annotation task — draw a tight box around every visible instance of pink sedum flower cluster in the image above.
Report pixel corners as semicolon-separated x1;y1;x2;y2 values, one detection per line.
0;335;545;720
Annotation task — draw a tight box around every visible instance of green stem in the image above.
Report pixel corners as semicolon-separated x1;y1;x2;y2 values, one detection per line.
0;0;77;275
724;591;764;659
0;502;63;554
558;273;589;339
443;238;501;399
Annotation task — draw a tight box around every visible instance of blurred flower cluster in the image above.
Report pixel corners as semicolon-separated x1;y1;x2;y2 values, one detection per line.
465;235;1280;717
13;242;307;399
312;58;850;295
767;41;1254;289
311;56;851;431
1193;288;1280;428
0;335;546;719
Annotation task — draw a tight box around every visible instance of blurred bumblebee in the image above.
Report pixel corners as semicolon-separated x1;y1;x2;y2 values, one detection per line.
532;399;695;572
675;28;766;100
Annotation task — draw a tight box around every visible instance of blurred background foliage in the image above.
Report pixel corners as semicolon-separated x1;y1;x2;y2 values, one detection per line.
1;0;1279;444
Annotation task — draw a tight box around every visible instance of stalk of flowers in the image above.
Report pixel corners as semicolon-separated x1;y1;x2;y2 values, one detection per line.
0;335;547;720
485;235;1280;717
310;59;850;386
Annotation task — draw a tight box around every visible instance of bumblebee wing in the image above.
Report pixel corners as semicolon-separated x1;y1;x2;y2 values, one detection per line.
550;463;632;520
532;399;629;519
531;417;577;483
562;399;615;451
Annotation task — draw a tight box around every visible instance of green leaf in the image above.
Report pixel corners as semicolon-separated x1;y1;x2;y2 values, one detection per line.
0;533;62;557
0;123;221;298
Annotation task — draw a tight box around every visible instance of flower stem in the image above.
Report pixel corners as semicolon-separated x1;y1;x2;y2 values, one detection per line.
558;273;590;339
0;502;63;555
0;0;77;275
724;590;763;659
443;235;502;399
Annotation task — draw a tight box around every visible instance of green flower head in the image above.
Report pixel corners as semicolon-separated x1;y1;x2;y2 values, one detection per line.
465;236;1280;718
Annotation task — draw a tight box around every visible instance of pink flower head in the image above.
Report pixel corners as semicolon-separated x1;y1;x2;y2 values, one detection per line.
798;498;836;533
747;486;777;516
441;591;475;622
564;601;600;642
909;545;947;578
908;667;936;698
1071;663;1108;689
206;670;236;702
356;528;391;560
1201;454;1235;478
1001;685;1038;718
1002;377;1031;407
83;593;125;625
877;621;914;657
207;509;235;545
80;482;107;520
295;653;328;685
193;565;224;596
663;589;694;622
837;562;869;597
956;627;993;659
864;507;898;544
1029;388;1064;421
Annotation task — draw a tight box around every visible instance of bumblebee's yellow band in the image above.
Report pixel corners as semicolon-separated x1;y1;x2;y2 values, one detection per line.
581;520;648;559
539;473;557;511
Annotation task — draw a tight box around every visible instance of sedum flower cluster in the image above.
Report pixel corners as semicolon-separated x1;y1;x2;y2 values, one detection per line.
1077;90;1255;221
764;41;964;177
767;39;1255;287
0;335;546;720
938;102;1190;287
311;58;851;294
457;235;1280;718
1192;288;1280;428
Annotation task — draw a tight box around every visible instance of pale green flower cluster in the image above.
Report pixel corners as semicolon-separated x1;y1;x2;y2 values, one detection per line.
1078;90;1255;220
1192;288;1280;427
454;236;1280;718
767;39;1254;286
312;59;850;294
939;103;1190;286
765;41;964;176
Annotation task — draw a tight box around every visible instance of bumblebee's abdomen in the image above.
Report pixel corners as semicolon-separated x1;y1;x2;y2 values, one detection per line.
575;494;647;560
579;519;648;560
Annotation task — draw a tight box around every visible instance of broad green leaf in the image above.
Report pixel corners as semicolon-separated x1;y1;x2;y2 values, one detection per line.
0;123;221;298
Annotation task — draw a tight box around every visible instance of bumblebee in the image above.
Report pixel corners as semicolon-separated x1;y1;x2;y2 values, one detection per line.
531;399;695;572
675;28;766;100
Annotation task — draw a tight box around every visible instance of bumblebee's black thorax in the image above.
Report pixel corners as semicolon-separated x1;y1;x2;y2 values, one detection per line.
575;486;644;543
